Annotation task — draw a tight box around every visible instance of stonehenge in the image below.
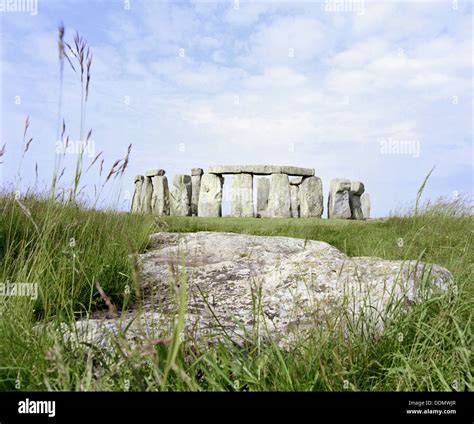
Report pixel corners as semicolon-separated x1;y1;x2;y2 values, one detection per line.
131;165;371;220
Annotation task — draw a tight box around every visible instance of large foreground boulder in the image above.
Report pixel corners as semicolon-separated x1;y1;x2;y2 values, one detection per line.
69;232;451;348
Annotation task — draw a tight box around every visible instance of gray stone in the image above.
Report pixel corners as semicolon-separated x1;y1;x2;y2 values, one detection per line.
207;165;314;176
151;176;170;216
280;166;315;177
170;175;192;216
290;177;303;185
145;169;165;177
267;174;291;218
231;174;254;217
240;165;282;175
328;179;351;219
191;168;204;176
256;178;270;218
198;173;224;217
191;173;203;216
142;177;153;214
351;181;365;196
68;232;452;348
350;194;364;220
208;165;242;174
131;175;144;213
299;176;323;218
290;185;300;218
361;192;371;219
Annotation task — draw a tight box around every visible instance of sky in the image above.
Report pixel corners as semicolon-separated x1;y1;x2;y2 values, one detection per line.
0;0;472;217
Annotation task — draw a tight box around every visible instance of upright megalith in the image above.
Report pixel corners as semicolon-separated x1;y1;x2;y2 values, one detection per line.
231;173;254;217
151;176;170;216
290;185;300;218
299;176;323;218
198;173;224;217
142;176;153;214
256;178;270;217
328;179;351;219
131;175;144;213
360;192;370;219
350;181;365;220
170;175;192;216
191;168;203;216
267;174;291;218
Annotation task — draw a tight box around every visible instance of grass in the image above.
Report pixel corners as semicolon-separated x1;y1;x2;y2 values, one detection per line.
0;193;472;392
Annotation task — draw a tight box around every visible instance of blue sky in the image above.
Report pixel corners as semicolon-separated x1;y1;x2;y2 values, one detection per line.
0;0;472;217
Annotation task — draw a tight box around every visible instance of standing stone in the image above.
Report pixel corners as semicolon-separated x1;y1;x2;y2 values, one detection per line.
198;173;224;217
231;174;254;217
299;176;323;218
350;181;365;220
131;175;144;213
151;176;170;216
170;175;192;216
361;192;371;219
256;178;270;218
142;176;153;213
191;168;204;216
328;179;351;219
290;185;300;218
267;174;291;218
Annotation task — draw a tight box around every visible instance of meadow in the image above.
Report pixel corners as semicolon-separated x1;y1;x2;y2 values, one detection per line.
0;193;472;391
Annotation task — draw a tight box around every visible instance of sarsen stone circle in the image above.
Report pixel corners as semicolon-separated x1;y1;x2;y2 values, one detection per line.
131;165;371;219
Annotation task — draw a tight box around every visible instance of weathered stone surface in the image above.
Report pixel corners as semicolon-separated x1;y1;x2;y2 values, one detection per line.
231;174;254;217
68;232;452;348
145;169;165;177
142;177;153;213
151;176;170;216
299;176;323;218
328;179;351;219
267;174;291;218
191;172;203;216
361;192;371;219
191;168;204;176
198;174;224;217
256;178;270;218
208;165;242;174
290;185;300;218
350;194;363;220
290;177;303;185
131;175;144;213
240;165;282;175
208;165;314;176
280;166;315;177
170;175;192;216
351;181;365;196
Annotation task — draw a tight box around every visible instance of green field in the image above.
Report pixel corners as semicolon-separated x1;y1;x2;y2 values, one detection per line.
0;194;472;391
